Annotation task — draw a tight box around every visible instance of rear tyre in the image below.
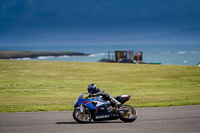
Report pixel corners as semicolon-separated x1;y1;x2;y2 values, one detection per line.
119;105;137;122
73;109;92;123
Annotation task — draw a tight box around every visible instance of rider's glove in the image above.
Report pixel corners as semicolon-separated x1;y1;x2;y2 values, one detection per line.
88;94;93;98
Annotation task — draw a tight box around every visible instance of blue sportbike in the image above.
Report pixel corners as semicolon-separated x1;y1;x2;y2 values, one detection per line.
73;93;137;123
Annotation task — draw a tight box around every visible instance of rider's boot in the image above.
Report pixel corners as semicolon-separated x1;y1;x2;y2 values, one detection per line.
110;98;121;107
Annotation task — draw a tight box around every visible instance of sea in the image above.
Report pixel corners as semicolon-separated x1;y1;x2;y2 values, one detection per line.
0;44;200;66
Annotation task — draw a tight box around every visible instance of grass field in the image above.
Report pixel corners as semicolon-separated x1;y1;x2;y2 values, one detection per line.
0;59;200;112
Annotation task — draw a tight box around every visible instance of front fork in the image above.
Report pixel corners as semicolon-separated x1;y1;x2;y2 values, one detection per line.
74;106;90;113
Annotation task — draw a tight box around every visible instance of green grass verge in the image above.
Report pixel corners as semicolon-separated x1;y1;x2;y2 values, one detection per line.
0;59;200;112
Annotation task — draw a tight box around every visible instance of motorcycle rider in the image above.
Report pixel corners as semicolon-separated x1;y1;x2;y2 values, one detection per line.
87;83;121;107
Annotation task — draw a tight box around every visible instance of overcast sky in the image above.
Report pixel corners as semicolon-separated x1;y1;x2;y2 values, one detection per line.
0;0;200;46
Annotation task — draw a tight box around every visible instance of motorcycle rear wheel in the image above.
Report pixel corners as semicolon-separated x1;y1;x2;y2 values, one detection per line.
73;109;92;123
119;105;137;122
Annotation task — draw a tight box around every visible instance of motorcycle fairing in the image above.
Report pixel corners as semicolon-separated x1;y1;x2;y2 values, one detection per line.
93;105;110;120
74;93;107;110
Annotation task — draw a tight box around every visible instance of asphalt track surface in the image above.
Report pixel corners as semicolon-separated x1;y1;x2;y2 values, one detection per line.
0;105;200;133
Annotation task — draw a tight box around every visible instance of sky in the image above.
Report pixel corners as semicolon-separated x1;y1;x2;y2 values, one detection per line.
0;0;200;46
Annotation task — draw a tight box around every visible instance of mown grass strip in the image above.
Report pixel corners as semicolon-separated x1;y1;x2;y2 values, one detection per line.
0;60;200;112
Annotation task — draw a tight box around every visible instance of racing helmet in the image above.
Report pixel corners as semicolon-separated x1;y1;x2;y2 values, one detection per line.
87;84;97;94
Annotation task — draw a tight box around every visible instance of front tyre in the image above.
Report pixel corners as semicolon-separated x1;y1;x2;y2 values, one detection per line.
73;109;92;123
119;105;137;122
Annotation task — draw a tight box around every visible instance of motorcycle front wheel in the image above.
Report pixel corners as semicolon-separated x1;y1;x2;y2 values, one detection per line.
73;109;92;123
119;105;137;122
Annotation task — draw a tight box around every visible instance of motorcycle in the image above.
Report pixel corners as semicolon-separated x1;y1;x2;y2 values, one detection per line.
73;93;137;123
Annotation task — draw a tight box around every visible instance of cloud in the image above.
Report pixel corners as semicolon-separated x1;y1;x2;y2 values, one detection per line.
1;0;200;23
1;0;199;18
1;0;200;46
0;0;17;10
